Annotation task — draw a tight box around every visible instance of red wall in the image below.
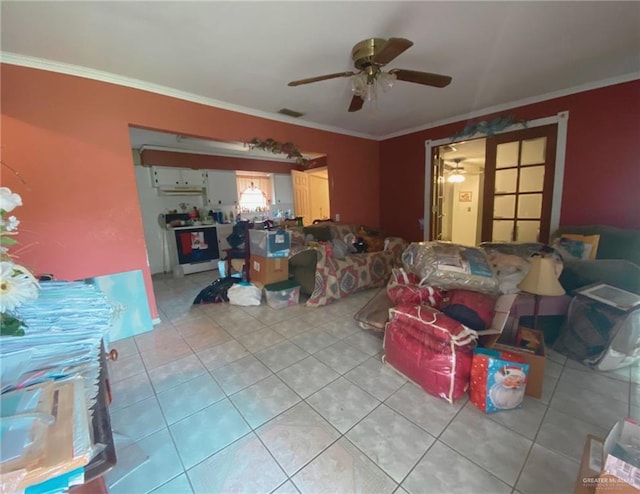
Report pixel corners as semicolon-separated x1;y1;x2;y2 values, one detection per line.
1;64;380;319
380;80;640;242
3;63;636;320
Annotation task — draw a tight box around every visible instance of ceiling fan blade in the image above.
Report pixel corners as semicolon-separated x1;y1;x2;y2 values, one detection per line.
390;69;452;88
373;38;413;65
348;95;364;112
288;71;355;87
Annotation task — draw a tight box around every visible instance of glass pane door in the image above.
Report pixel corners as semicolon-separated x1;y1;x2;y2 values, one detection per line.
482;125;557;243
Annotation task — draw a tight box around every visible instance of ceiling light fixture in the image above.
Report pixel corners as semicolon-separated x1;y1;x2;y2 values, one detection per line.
350;69;396;108
447;158;466;183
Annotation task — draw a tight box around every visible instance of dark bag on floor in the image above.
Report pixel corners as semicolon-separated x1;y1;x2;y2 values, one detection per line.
193;277;241;304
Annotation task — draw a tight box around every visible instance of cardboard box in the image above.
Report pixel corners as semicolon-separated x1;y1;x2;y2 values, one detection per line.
249;229;291;258
575;434;638;494
249;255;288;286
475;294;518;348
491;327;546;399
602;419;640;490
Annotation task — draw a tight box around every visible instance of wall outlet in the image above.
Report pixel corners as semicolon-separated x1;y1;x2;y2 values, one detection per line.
335;213;340;222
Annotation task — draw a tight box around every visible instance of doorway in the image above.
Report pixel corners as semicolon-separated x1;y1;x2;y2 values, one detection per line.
292;167;330;225
432;138;486;246
427;112;568;244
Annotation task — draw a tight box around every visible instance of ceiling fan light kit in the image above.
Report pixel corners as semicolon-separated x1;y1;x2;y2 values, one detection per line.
446;157;466;183
288;37;452;112
447;173;466;184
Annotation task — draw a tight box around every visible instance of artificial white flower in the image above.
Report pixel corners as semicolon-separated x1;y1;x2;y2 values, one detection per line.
0;261;39;312
0;187;23;213
0;215;20;232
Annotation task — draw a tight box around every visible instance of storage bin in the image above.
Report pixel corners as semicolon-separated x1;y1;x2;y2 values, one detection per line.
249;229;291;258
264;280;300;309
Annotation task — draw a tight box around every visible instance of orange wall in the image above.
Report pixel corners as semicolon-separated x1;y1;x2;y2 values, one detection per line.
380;80;640;242
1;64;379;319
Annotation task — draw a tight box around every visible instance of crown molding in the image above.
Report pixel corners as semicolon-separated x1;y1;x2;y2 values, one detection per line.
379;71;640;141
2;52;638;143
0;51;373;140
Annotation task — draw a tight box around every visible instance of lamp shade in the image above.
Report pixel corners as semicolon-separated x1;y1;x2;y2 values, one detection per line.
518;256;566;296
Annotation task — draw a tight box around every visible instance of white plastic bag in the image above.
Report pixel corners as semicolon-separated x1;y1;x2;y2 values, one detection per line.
227;283;262;306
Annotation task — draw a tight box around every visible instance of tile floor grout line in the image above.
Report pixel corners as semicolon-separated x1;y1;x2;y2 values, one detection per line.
134;281;593;493
510;357;581;491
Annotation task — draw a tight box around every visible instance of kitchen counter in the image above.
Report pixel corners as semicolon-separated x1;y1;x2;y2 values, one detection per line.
168;223;225;230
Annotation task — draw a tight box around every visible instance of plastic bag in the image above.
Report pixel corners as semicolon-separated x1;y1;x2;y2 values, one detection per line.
193;277;241;304
402;242;499;295
386;268;446;308
227;283;262;306
383;304;477;403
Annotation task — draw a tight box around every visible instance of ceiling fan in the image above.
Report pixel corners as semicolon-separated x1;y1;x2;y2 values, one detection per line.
288;37;452;112
444;158;467;183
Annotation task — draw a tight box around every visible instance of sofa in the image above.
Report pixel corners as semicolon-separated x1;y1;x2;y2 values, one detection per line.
287;223;407;306
551;225;640;294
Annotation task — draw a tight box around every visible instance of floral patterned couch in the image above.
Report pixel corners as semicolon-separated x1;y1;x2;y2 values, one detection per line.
287;223;407;307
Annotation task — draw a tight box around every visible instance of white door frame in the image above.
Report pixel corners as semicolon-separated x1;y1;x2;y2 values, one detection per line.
423;111;569;241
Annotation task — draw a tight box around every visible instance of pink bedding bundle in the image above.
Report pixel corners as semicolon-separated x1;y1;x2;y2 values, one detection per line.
383;304;477;403
387;268;446;308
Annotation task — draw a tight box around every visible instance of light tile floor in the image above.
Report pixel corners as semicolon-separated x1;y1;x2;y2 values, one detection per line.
105;271;640;494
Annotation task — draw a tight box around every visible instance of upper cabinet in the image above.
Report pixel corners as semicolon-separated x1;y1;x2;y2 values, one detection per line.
204;170;238;207
151;166;205;187
273;173;294;205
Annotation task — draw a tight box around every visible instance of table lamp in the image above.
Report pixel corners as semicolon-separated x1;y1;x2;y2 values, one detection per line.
517;255;566;331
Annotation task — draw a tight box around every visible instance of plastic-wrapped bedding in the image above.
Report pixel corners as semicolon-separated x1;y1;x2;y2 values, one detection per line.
402;242;500;295
387;268;446;308
383;304;477;403
480;242;563;294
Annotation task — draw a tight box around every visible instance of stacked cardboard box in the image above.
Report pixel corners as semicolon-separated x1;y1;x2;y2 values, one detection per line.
249;255;289;288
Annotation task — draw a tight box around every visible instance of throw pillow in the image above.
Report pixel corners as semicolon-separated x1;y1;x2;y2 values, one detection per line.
303;225;333;242
553;234;600;261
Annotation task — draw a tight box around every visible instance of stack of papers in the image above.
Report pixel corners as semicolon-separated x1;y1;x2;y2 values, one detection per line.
1;281;113;411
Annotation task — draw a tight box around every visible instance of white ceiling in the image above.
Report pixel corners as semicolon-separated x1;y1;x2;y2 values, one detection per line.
2;2;639;139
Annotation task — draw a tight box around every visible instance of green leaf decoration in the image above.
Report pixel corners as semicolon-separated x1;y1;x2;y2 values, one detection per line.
246;138;313;167
1;237;18;246
0;313;26;336
450;114;528;141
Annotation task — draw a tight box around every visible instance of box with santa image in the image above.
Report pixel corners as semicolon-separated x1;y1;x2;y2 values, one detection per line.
470;348;530;413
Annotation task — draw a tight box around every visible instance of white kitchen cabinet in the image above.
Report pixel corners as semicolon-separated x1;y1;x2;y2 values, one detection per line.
273;173;294;205
204;170;238;207
151;166;205;187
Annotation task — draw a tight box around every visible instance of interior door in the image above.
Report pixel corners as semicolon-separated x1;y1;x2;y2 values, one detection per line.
291;170;311;226
482;125;557;244
430;147;445;240
309;175;330;220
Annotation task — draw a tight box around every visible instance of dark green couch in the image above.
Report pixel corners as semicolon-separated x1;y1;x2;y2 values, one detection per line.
552;225;640;294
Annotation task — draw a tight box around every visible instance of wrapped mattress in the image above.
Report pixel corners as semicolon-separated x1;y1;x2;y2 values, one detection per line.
383;304;477;403
402;241;499;295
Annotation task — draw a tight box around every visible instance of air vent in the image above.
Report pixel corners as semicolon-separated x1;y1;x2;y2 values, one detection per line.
278;108;305;118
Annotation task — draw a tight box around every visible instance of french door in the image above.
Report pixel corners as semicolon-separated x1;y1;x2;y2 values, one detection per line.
430;148;446;240
481;125;558;244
